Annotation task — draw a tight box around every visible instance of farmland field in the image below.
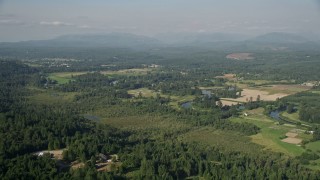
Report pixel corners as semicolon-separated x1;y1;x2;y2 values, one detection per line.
221;77;312;105
48;72;86;84
230;108;310;156
179;127;262;155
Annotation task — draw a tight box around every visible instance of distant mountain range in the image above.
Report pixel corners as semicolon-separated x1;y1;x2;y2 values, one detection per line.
0;32;319;51
0;33;162;49
249;32;311;44
154;32;250;44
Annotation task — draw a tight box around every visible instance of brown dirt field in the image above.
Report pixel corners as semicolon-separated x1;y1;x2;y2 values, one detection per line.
281;132;302;144
221;88;288;106
71;162;85;170
282;137;302;145
50;150;64;159
286;132;298;138
226;53;254;60
34;149;65;160
220;100;241;106
215;74;236;80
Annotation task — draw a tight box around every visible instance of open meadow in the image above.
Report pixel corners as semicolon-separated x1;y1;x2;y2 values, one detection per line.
230;108;311;156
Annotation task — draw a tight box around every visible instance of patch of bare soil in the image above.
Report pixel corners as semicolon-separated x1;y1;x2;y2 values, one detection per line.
226;53;254;60
281;132;302;145
34;149;65;160
221;88;288;106
71;161;85;170
215;74;237;80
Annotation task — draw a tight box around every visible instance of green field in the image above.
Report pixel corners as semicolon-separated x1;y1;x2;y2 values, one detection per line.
48;72;87;84
306;141;320;152
101;68;155;76
128;88;195;110
230;108;310;156
281;111;300;121
29;89;77;105
49;68;156;84
179;127;262;155
128;88;160;98
311;90;320;95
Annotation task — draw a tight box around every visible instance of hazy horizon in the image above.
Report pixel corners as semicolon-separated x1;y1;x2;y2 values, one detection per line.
1;0;320;42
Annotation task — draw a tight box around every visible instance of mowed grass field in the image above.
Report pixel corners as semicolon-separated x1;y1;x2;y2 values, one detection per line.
49;68;157;84
48;72;87;84
101;68;154;76
128;88;195;110
230;108;311;156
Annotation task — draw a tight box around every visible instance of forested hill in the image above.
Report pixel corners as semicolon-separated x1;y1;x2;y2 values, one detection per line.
0;33;163;49
0;32;319;52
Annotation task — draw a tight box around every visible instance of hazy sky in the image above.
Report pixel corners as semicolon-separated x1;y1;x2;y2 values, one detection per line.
0;0;320;42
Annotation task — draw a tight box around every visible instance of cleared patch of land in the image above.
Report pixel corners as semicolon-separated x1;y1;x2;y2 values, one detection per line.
97;162;122;172
102;115;190;134
34;149;65;160
71;161;85;170
221;88;288;105
29;90;77;105
281;132;302;145
306;141;320;152
49;68;156;84
128;88;195;110
49;72;87;84
230;108;310;156
101;68;154;76
215;73;236;80
128;88;159;98
260;85;311;95
179;127;262;155
221;84;311;106
226;53;254;60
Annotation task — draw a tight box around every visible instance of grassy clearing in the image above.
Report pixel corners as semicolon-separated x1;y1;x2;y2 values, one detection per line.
198;86;224;90
29;90;77;105
281;111;314;127
311;91;320;95
49;68;155;84
257;85;311;95
230;108;307;156
101;68;154;76
306;141;320;152
179;127;262;155
48;72;86;84
281;112;300;121
305;159;320;171
169;95;195;109
128;88;195;110
304;141;320;170
102;115;189;131
240;79;278;86
128;88;160;98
